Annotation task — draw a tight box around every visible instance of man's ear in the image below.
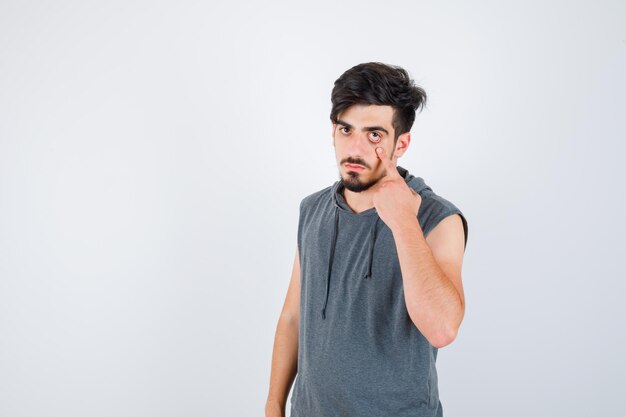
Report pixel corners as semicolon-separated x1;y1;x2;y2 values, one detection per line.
331;123;336;146
394;132;411;158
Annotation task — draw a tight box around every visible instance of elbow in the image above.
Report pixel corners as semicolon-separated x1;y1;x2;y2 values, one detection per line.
429;327;458;349
431;303;465;348
406;307;462;349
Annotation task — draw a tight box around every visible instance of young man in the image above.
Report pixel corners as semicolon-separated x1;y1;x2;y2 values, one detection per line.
266;62;469;417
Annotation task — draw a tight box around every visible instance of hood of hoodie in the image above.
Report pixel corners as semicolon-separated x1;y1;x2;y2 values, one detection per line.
320;165;432;320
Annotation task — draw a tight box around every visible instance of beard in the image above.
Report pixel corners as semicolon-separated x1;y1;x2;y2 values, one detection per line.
340;170;384;193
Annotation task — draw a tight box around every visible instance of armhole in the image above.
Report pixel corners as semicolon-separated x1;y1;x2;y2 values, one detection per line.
426;210;468;252
420;193;469;252
296;197;306;260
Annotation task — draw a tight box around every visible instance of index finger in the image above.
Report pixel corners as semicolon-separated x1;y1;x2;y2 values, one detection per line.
376;146;400;178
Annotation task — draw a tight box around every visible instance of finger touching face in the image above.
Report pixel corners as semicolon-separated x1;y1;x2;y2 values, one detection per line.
375;146;400;178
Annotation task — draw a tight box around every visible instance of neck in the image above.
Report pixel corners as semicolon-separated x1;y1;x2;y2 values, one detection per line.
340;184;376;214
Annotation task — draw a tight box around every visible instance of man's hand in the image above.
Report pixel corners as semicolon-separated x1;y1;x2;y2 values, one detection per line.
371;147;422;232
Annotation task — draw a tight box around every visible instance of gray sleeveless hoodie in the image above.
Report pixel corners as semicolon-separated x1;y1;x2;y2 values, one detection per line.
290;165;468;417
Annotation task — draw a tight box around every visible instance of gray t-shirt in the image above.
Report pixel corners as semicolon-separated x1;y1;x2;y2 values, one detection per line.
289;165;468;417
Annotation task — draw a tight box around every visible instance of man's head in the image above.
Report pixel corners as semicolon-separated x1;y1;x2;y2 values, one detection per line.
330;62;427;193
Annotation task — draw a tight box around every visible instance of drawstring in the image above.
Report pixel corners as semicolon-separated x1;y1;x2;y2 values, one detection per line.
321;205;339;320
321;204;380;320
363;216;380;279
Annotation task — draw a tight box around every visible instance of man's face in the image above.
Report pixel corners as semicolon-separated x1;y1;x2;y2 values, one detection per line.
332;104;407;193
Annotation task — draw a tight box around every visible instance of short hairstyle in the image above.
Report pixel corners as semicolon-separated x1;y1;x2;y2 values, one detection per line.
330;62;427;143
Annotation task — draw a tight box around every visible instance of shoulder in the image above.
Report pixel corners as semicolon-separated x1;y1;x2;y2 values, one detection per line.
416;183;469;250
299;184;334;213
296;184;335;246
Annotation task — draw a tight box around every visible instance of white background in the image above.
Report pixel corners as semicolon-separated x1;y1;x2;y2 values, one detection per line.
1;1;625;416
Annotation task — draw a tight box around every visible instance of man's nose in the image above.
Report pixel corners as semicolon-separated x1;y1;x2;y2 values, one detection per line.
347;131;371;154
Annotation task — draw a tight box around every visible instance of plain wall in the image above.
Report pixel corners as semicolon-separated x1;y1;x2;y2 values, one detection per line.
1;1;625;416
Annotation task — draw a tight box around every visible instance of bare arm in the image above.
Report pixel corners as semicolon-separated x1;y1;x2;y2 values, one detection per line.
393;214;466;348
370;146;466;349
265;247;301;417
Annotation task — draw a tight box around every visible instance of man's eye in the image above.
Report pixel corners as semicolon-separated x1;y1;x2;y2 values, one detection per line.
340;127;350;134
369;132;382;142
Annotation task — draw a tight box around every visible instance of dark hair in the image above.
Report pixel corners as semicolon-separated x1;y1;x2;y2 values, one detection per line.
330;62;427;143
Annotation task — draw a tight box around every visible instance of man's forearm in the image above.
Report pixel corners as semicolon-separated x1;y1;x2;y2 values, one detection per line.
266;315;299;415
392;216;464;348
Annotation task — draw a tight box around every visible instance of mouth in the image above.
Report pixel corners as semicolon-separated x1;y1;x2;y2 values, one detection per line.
345;163;365;171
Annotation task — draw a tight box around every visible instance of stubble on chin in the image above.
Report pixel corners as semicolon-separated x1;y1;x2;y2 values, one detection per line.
339;170;382;193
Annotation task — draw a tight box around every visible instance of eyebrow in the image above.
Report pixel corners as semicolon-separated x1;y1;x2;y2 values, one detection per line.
336;119;389;135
